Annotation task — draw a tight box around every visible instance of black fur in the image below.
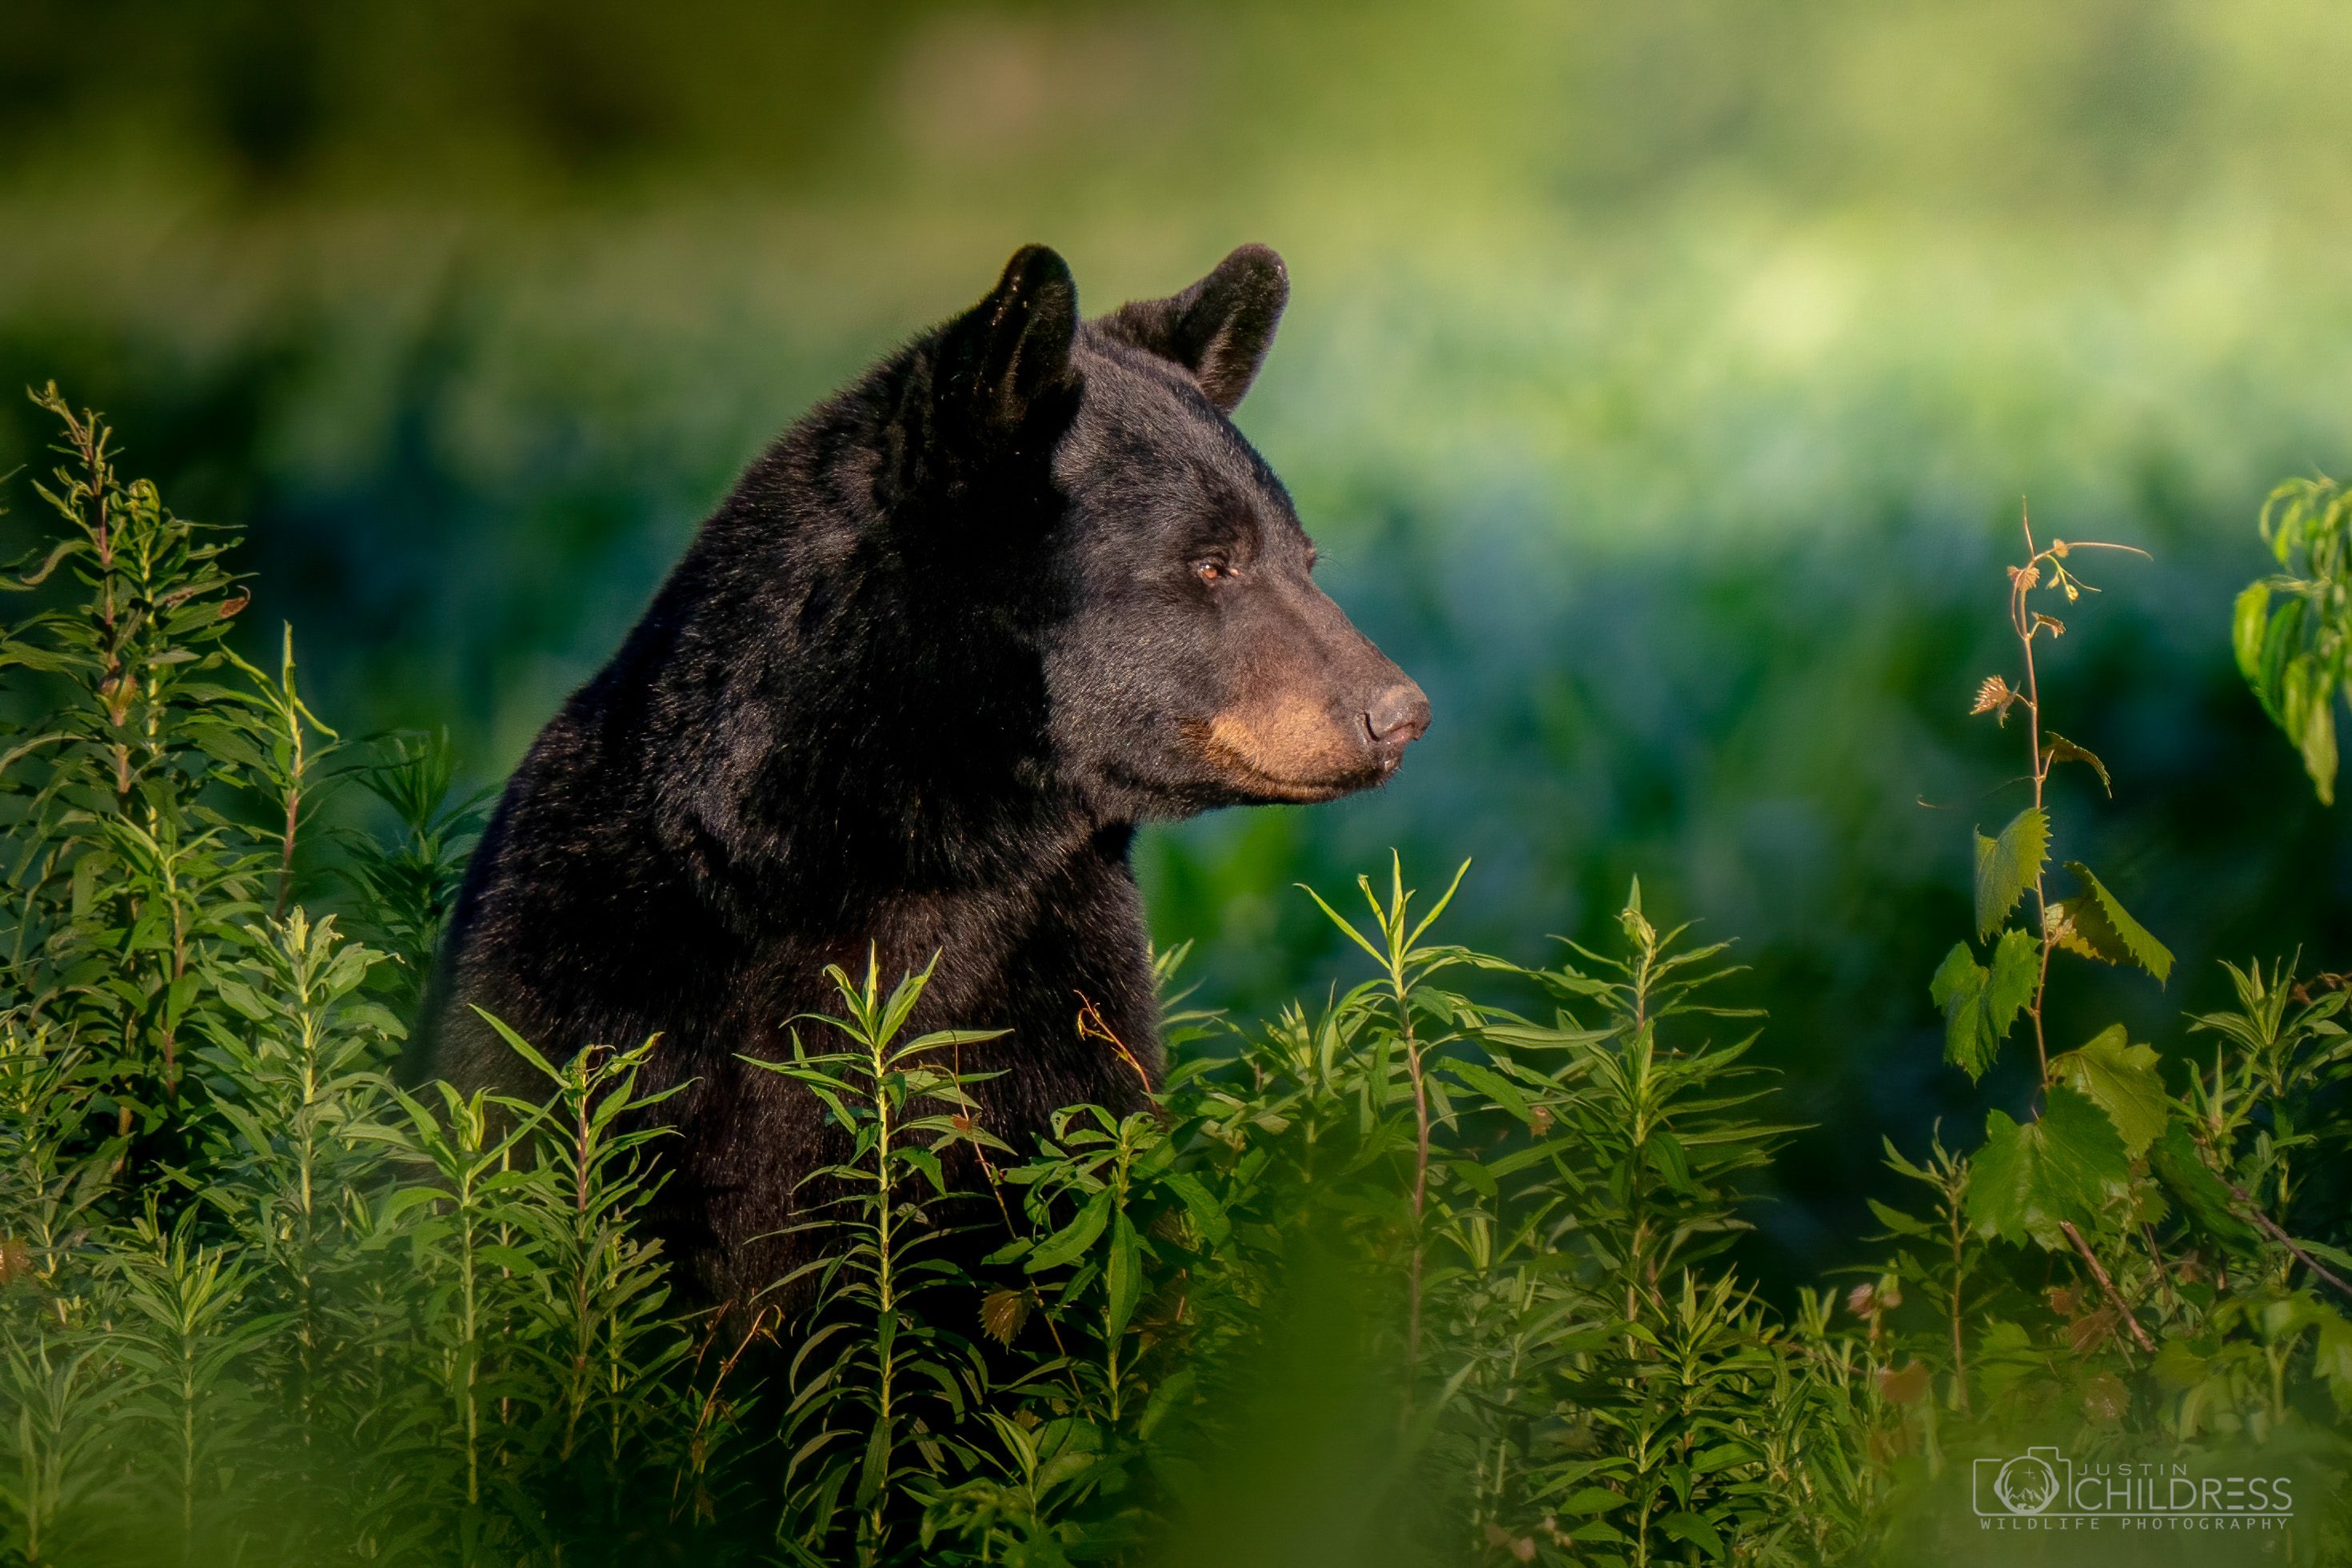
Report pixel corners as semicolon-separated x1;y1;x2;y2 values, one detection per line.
421;245;1429;1303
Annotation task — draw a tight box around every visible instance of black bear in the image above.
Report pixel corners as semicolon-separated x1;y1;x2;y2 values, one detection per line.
421;244;1430;1302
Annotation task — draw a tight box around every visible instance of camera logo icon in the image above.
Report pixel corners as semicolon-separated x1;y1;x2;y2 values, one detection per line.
1975;1446;2068;1516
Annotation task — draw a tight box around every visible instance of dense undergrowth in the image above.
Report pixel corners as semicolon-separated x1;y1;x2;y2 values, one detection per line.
2;392;2349;1566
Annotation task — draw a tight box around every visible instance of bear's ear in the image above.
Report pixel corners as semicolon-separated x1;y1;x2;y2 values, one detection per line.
936;245;1080;432
1097;244;1288;413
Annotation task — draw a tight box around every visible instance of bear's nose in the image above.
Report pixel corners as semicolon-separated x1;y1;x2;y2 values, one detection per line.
1364;682;1432;749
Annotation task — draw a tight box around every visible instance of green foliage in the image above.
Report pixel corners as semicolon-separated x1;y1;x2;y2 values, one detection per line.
1964;1087;2127;1248
2051;861;2174;984
2238;473;2352;804
1928;928;2036;1082
2046;1026;2167;1159
1971;808;2047;941
747;955;1005;1563
1;396;2349;1566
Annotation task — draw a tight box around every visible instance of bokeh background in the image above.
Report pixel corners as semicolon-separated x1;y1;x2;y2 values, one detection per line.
5;0;2350;1288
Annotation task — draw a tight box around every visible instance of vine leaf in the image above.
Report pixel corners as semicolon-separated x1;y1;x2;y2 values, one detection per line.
1973;808;2048;940
2047;863;2173;984
1966;1085;2129;1247
2039;732;2111;796
1931;930;2039;1081
2047;1025;2166;1156
980;1288;1031;1346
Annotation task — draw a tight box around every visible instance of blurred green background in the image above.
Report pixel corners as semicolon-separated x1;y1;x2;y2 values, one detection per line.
4;0;2350;1287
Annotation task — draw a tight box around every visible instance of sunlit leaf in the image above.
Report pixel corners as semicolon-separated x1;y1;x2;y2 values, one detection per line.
2232;582;2270;685
2039;732;2111;796
2047;1025;2166;1156
1930;928;2038;1080
2056;863;2173;984
1867;1198;1934;1237
1103;1209;1142;1344
1027;1187;1112;1272
979;1288;1030;1347
1966;1086;2128;1247
1974;808;2047;939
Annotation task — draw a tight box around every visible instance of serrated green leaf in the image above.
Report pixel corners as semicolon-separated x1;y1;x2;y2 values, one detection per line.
2039;732;2111;796
1966;1086;2128;1247
2150;1337;2209;1391
2056;863;2173;984
2047;1025;2166;1156
1974;808;2048;939
1929;942;1988;1071
1930;929;2037;1081
1985;927;2039;1035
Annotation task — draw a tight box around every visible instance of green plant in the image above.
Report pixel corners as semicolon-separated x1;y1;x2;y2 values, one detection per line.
2;392;2350;1568
749;953;1008;1565
2237;473;2352;803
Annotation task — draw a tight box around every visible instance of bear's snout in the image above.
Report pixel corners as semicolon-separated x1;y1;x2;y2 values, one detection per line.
1364;680;1432;761
1196;664;1430;802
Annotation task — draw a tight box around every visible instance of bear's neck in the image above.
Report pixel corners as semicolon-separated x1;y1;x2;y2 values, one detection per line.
614;371;1117;927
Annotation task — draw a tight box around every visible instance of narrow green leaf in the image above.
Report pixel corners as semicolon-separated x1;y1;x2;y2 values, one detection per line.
1973;808;2048;940
1646;1131;1695;1194
1027;1187;1112;1273
1441;1058;1531;1123
1158;1171;1231;1247
2293;666;2339;805
1103;1209;1141;1345
2232;582;2270;683
2146;1121;2258;1248
855;1420;890;1508
2046;1025;2166;1156
1136;1367;1196;1442
469;1004;561;1081
1867;1198;1934;1238
2256;598;2304;725
1660;1510;1727;1561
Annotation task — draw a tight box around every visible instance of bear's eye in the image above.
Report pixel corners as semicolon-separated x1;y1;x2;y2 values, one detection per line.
1193;557;1236;585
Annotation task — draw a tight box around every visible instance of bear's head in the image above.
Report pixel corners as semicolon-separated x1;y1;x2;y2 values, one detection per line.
924;244;1430;820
